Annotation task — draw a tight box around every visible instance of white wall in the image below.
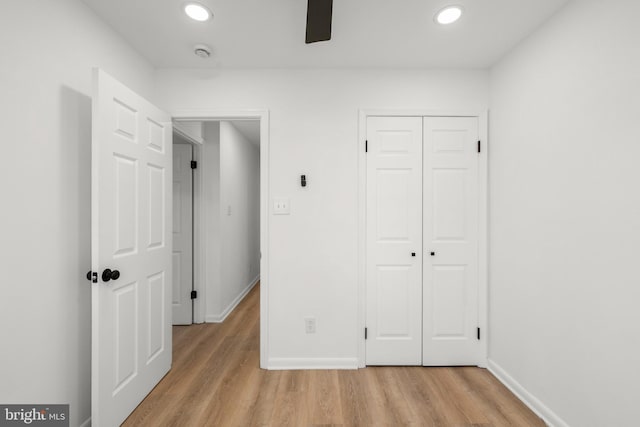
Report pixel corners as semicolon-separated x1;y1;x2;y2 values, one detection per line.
156;69;489;364
0;1;154;426
489;1;640;425
202;122;260;321
219;122;260;313
202;122;222;317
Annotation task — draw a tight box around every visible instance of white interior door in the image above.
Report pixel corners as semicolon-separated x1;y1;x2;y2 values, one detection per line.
172;142;193;325
365;116;423;365
422;116;480;366
91;69;172;426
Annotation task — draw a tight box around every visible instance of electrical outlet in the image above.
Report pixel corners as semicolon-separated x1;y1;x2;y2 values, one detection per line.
304;317;316;334
273;198;290;215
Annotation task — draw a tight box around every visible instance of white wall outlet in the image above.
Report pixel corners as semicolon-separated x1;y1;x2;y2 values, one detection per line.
304;317;316;334
273;197;290;215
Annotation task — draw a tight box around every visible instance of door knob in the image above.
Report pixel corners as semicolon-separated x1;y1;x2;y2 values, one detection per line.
411;252;416;257
86;271;97;283
430;252;436;256
102;269;120;282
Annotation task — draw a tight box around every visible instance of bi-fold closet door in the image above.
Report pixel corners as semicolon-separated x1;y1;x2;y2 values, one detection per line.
365;116;481;366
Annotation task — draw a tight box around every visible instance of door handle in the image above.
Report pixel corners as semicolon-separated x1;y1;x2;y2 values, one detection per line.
102;269;121;282
411;252;416;257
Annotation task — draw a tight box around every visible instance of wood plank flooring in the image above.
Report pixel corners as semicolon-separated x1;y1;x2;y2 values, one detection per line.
123;284;544;426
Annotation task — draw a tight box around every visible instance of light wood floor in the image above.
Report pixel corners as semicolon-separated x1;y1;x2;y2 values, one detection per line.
124;284;544;426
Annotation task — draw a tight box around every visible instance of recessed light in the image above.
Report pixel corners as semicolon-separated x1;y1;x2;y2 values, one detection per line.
184;2;212;22
435;6;463;25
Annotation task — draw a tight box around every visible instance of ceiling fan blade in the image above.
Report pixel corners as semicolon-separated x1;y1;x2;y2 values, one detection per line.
305;0;333;44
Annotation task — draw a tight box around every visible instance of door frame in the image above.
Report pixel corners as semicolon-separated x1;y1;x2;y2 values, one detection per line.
172;128;199;324
172;124;203;325
171;109;270;369
357;109;489;368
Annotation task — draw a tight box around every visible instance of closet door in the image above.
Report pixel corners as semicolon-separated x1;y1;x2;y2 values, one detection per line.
365;116;423;365
422;117;481;366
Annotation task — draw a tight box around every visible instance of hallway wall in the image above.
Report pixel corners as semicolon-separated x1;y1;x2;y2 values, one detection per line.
203;122;260;321
219;122;261;317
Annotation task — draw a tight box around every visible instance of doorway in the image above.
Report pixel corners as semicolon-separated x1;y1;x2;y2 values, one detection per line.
171;114;269;369
358;111;488;368
172;121;261;322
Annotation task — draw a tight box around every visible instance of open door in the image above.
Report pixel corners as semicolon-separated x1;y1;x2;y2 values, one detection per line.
91;69;172;426
172;142;194;325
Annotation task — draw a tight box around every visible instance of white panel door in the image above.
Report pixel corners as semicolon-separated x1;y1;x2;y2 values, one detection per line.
92;69;172;426
172;143;193;325
423;117;480;366
366;116;423;365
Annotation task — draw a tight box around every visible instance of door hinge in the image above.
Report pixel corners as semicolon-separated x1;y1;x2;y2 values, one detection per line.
191;290;198;299
477;140;481;153
365;140;368;153
477;327;481;340
190;160;197;169
364;327;368;340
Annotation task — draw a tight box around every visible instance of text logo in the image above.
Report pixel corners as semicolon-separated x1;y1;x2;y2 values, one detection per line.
0;405;68;427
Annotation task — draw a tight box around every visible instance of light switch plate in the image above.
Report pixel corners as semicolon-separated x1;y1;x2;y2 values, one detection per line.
273;197;290;215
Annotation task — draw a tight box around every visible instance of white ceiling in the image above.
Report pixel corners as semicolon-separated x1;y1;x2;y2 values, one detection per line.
82;0;569;69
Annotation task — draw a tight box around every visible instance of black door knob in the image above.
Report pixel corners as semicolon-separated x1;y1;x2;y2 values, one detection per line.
430;252;436;256
87;271;97;283
102;269;120;282
411;252;416;257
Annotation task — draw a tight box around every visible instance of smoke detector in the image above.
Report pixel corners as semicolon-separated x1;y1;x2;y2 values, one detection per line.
193;44;212;58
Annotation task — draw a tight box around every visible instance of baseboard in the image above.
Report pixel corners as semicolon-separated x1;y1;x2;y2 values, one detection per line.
205;275;259;323
79;417;91;427
487;359;570;427
267;357;359;370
